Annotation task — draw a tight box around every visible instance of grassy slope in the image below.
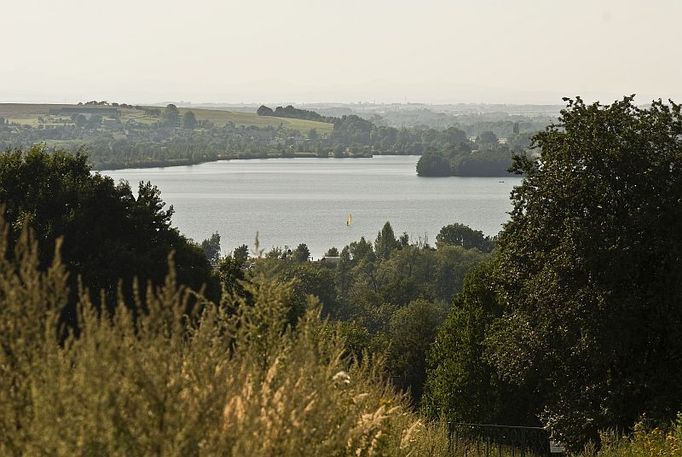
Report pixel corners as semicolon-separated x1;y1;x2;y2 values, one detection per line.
179;107;334;134
0;103;334;135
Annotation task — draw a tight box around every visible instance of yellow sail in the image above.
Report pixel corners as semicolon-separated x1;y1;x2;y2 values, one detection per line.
346;213;352;226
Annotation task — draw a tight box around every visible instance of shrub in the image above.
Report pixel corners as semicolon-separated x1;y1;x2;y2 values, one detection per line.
0;218;449;456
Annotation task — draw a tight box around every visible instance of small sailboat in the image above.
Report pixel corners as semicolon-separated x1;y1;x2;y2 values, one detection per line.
346;213;353;227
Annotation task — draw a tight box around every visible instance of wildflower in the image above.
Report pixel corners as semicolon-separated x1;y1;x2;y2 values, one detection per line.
353;393;369;404
333;370;351;385
400;420;424;449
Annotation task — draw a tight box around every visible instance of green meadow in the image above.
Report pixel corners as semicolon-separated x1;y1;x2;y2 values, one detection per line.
0;103;333;135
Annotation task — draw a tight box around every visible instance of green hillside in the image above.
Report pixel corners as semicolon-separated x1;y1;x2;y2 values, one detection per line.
178;107;334;134
0;103;333;135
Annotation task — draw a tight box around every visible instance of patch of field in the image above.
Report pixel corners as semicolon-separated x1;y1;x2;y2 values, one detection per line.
178;107;334;135
0;104;66;126
0;103;333;135
0;103;55;117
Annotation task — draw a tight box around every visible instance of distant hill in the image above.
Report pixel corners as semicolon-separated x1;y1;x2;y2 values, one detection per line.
0;103;333;135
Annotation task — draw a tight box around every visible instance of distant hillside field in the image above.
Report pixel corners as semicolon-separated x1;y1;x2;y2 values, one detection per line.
0;103;333;135
178;107;334;134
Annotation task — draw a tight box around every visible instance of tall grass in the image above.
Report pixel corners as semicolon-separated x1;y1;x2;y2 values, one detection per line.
579;417;682;457
0;222;449;456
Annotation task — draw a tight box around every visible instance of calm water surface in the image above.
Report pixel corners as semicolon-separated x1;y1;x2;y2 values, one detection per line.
104;156;521;257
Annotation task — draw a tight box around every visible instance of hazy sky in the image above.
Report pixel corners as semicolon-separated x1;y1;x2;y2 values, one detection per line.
3;0;681;105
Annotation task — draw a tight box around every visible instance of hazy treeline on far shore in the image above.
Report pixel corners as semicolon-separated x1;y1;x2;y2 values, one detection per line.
1;101;545;174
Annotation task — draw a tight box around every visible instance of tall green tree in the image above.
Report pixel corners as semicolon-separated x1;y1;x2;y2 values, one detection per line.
486;96;682;449
183;110;197;129
423;261;536;425
200;232;221;266
387;299;447;404
375;221;400;260
0;146;217;327
436;223;494;252
163;103;179;126
292;243;310;262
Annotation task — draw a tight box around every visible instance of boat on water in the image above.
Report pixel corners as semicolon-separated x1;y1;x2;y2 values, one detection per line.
346;213;352;226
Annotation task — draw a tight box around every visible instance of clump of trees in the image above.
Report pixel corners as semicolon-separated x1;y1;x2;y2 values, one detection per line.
0;216;450;455
423;96;682;451
416;141;521;177
257;104;336;123
228;221;492;404
0;146;218;329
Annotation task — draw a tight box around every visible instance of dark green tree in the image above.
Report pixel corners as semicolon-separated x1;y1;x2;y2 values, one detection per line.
436;223;494;252
487;96;682;449
292;243;310;262
163;104;179;126
200;232;221;266
0;147;218;327
422;261;536;425
386;299;447;404
416;153;451;177
183;110;197;130
217;245;250;298
375;221;400;260
256;105;274;116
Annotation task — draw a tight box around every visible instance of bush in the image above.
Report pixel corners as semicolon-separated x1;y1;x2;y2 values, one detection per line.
0;218;450;456
582;415;682;457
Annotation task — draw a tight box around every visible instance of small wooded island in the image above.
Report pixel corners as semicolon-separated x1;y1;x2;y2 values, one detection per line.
415;129;522;177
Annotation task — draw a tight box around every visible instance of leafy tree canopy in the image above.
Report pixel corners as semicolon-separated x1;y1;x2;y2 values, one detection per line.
0;146;217;327
487;96;682;449
436;223;495;252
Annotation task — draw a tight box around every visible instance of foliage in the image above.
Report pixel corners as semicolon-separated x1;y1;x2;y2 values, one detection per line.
258;104;335;123
416;153;451;177
163;103;180;126
582;416;682;457
417;144;517;177
422;261;537;426
386;299;447;403
476;130;498;145
374;222;401;260
200;232;221;266
0;146;218;327
486;96;682;450
246;222;489;407
0;219;451;456
436;223;494;252
292;243;311;262
182;110;197;130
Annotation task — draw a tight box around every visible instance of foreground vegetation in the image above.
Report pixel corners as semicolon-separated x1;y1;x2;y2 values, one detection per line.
0;222;451;456
2;223;680;455
2;95;682;454
1;102;536;174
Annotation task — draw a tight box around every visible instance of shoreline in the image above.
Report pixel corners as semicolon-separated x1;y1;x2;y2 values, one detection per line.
93;152;379;171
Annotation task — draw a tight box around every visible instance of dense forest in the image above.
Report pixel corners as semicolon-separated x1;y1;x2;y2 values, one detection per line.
2;96;682;455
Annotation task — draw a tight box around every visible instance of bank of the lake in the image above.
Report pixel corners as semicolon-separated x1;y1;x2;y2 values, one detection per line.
104;155;521;257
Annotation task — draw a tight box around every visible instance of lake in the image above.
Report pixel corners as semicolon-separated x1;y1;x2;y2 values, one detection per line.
103;156;522;257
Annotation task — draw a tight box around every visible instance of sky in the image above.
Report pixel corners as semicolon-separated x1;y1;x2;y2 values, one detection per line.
3;0;681;105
